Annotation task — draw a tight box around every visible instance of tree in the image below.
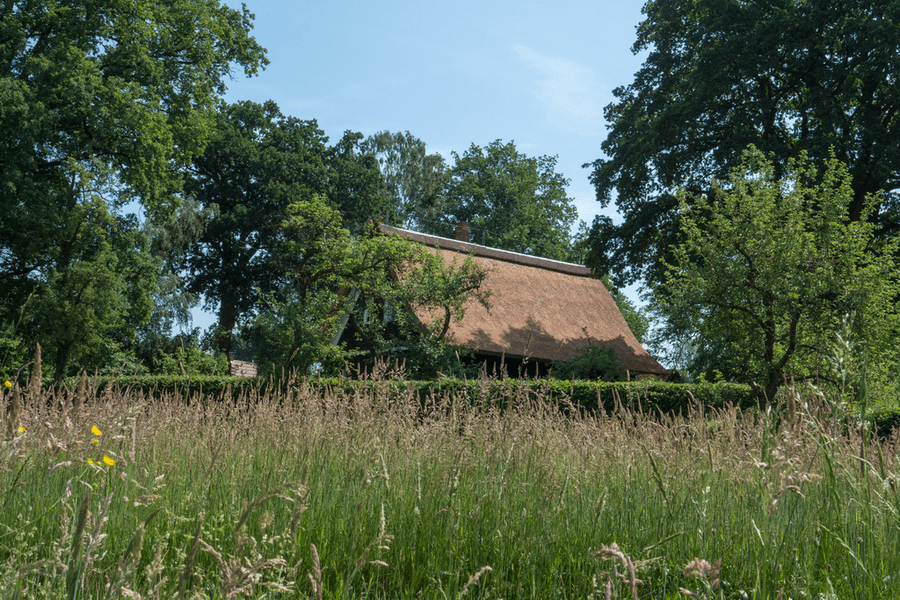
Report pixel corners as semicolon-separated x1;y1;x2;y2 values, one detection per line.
601;276;650;345
135;197;218;372
247;195;490;377
322;131;391;235
0;0;267;377
426;140;578;261
587;0;900;286
551;343;625;382
359;131;450;230
184;101;329;353
22;206;158;381
183;101;388;354
655;148;899;406
144;197;217;335
1;0;267;247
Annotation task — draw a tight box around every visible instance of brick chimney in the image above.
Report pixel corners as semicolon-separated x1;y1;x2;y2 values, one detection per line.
455;222;471;243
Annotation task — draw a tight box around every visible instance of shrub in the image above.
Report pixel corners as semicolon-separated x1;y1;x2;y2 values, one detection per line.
551;342;625;382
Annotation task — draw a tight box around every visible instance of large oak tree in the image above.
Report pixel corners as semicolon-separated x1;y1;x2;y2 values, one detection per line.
184;100;387;354
587;0;900;286
427;140;578;262
0;0;267;379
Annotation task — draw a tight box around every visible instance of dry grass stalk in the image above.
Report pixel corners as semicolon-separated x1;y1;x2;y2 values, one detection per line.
594;543;644;600
288;486;310;542
307;543;323;600
4;384;21;441
72;371;87;425
29;343;41;402
683;557;721;589
459;565;493;596
198;538;288;600
353;534;394;572
233;483;294;537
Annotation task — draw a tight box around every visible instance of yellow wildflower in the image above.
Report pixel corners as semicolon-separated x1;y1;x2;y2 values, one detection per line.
92;438;99;445
103;456;115;466
3;380;11;388
17;425;25;435
91;425;102;436
88;458;94;465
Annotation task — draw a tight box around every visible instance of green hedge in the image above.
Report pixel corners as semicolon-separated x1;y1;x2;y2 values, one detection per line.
58;374;277;399
54;374;900;435
59;374;756;412
327;377;759;414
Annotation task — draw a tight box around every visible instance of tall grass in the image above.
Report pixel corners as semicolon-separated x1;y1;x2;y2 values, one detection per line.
1;374;899;598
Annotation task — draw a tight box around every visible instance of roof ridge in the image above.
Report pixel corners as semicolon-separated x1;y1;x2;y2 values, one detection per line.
377;224;592;277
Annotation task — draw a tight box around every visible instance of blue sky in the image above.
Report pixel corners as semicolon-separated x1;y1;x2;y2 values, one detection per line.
194;0;649;330
221;0;646;221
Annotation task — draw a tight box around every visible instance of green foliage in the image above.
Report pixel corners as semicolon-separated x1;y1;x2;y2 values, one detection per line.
184;101;388;354
246;196;490;378
60;373;269;398
551;342;625;382
360;131;450;230
0;298;31;382
566;219;592;265
323;130;392;235
62;374;758;415
143;197;217;336
0;0;267;237
600;275;650;344
18;209;159;381
421;140;578;261
134;329;228;376
654;148;900;406
0;0;266;378
587;0;900;286
184;101;331;353
347;377;758;416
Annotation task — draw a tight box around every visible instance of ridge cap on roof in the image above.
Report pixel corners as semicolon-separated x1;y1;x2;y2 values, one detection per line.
378;224;592;277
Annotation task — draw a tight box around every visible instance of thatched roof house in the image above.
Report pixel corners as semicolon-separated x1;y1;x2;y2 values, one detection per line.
378;223;668;378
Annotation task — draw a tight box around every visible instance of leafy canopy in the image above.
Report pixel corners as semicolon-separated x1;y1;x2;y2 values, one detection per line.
654;148;899;405
0;0;267;379
360;131;450;231
0;0;267;229
183;100;387;353
587;0;900;286
424;140;578;262
248;195;490;377
552;342;625;382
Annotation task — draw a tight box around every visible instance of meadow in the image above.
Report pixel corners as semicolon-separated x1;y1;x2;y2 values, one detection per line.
1;374;899;599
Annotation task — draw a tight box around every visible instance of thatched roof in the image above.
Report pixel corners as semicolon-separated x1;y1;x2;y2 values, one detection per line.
378;225;668;376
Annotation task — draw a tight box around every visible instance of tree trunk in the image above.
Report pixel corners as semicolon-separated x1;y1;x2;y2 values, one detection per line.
217;298;238;355
762;376;781;411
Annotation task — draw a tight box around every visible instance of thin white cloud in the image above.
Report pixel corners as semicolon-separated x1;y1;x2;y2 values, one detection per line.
513;44;606;137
